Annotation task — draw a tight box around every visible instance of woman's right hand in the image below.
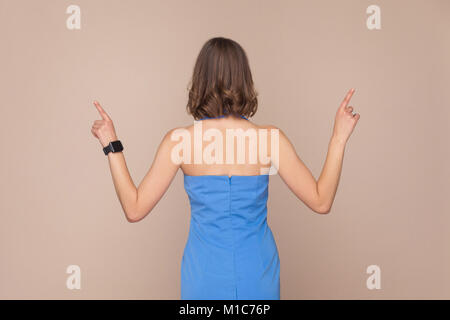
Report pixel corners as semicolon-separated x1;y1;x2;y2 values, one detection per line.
332;88;360;144
91;101;119;148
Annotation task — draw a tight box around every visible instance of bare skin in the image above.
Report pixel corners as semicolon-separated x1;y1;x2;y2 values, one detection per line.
91;88;360;222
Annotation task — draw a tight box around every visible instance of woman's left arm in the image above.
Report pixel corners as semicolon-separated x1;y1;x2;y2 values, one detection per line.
91;101;180;223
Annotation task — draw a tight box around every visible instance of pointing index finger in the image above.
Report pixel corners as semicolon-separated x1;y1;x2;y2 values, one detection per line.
340;88;355;110
93;101;111;120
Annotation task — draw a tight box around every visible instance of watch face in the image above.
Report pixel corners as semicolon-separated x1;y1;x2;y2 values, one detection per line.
110;140;123;152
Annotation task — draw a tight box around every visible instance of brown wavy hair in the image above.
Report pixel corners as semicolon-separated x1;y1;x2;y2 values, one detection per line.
186;37;259;120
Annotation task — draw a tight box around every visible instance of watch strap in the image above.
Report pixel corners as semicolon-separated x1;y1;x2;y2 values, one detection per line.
103;140;123;155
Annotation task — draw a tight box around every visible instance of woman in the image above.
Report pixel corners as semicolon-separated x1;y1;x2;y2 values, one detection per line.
90;37;360;300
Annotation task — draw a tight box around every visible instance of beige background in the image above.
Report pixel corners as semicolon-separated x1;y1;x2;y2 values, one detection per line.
0;0;449;299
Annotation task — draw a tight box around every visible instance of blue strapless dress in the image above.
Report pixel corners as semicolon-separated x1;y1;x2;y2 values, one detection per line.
181;174;280;300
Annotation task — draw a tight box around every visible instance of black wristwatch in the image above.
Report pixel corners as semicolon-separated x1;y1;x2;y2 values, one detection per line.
103;140;123;155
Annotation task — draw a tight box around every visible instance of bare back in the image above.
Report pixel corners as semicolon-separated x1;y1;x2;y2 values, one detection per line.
178;115;275;177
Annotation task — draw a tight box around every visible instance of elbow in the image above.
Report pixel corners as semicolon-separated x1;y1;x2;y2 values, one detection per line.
125;207;152;223
313;188;331;214
125;211;142;223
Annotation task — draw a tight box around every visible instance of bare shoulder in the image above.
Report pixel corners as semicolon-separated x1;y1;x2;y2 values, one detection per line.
256;123;279;130
159;125;193;146
166;124;192;134
254;123;288;139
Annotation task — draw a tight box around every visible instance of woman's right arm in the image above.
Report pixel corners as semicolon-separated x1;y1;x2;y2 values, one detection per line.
276;88;360;214
91;101;180;223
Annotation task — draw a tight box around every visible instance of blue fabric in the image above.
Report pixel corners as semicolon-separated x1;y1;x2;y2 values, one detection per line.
181;174;280;300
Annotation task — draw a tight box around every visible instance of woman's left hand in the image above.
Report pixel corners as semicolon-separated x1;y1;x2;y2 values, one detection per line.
332;88;360;144
91;101;118;148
